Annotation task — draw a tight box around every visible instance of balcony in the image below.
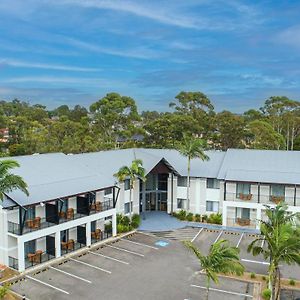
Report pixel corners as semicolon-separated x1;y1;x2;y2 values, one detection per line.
8;199;114;235
227;217;257;229
25;249;55;269
225;192;297;206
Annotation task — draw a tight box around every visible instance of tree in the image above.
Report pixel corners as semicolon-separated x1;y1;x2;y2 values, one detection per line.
248;203;300;300
184;240;244;300
178;135;209;210
0;159;29;200
114;159;146;219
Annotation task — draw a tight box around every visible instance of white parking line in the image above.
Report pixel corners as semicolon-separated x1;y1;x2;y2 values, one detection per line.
214;231;223;244
236;232;244;248
10;288;32;300
49;266;92;283
261;238;265;248
121;238;159;250
88;251;129;265
191;228;203;242
26;275;69;295
241;258;270;265
69;258;111;274
106;244;145;257
191;284;253;298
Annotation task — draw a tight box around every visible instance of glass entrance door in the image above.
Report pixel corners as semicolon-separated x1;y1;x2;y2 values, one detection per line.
146;192;156;211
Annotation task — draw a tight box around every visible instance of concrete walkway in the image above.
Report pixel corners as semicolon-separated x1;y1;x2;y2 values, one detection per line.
138;211;260;234
138;211;188;231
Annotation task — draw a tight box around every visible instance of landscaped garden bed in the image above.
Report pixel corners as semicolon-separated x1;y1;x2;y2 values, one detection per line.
172;210;222;225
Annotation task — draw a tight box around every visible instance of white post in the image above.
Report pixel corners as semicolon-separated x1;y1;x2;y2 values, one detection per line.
222;203;228;227
86;222;91;246
256;207;262;230
55;231;61;258
17;239;25;272
112;212;117;236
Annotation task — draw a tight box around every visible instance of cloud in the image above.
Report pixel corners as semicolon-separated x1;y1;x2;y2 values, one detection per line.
276;25;300;49
0;58;101;72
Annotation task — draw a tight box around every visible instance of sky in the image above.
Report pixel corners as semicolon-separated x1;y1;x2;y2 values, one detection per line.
0;0;300;112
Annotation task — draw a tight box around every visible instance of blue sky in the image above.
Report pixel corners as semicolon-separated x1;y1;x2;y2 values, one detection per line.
0;0;300;112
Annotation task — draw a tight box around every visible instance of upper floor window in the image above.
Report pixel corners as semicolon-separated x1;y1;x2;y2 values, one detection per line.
124;179;130;190
236;183;251;195
207;178;220;189
271;184;285;196
177;176;187;187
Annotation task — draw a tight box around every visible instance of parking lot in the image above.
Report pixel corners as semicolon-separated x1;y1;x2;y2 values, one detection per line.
10;230;259;300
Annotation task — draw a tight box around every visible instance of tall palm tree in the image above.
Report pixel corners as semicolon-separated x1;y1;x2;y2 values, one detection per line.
114;159;146;219
178;135;209;210
248;203;300;300
184;240;244;300
0;159;29;200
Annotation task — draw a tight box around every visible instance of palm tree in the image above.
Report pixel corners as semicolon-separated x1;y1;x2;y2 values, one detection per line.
178;135;209;210
114;159;146;219
248;203;300;300
0;159;29;200
184;240;244;300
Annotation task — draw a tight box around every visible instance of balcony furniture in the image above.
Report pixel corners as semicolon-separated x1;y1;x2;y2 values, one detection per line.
67;239;74;250
61;241;68;250
33;217;41;229
238;193;252;201
35;250;43;263
27;253;35;263
236;218;250;226
66;208;74;220
90;203;96;211
95;201;102;212
59;211;66;219
271;195;284;204
92;229;102;240
26;219;34;228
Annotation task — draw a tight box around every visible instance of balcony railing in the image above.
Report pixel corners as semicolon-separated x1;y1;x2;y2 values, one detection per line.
8;256;19;270
25;248;56;269
61;240;85;255
225;192;298;205
227;217;257;229
8;199;114;235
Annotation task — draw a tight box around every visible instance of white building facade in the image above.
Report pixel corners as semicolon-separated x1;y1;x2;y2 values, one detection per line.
1;148;300;272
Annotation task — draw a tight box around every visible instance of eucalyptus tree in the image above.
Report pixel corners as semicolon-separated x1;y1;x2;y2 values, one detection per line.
184;240;244;300
178;135;209;210
114;159;146;219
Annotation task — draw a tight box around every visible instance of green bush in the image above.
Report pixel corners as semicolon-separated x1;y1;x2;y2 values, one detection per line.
289;279;296;286
202;214;208;222
207;213;222;225
186;213;194;221
178;210;187;221
262;276;266;281
122;216;131;226
262;288;271;300
195;214;201;222
0;284;8;299
131;214;141;228
250;272;256;279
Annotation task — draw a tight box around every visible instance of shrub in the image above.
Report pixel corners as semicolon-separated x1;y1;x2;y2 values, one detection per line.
207;213;222;225
195;214;201;222
116;213;123;224
131;214;141;228
262;276;266;281
122;216;130;226
178;210;187;221
186;213;194;221
262;288;271;300
0;285;8;299
202;214;208;222
250;272;256;279
289;279;296;286
104;222;112;233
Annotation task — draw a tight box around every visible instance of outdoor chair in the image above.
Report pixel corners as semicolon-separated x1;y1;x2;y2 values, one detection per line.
95;201;102;211
67;208;74;220
95;229;102;240
35;250;43;263
33;217;41;229
26;219;34;228
61;241;68;250
67;239;74;250
27;253;35;263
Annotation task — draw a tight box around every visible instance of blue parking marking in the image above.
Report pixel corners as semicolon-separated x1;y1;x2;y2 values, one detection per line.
155;240;169;247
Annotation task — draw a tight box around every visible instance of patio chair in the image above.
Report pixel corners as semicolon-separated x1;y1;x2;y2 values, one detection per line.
95;229;102;240
59;211;66;219
61;241;68;250
26;219;34;228
67;208;74;220
27;253;35;263
35;250;43;263
33;217;41;229
67;239;74;250
95;201;102;212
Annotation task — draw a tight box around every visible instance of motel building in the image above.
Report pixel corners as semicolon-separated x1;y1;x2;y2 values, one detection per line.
0;148;300;272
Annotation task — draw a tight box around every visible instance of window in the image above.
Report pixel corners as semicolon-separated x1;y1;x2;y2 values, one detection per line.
124;202;133;214
61;199;68;213
26;206;35;220
104;188;112;195
236;183;251;195
271;184;285;196
206;201;219;212
24;240;36;256
124;179;130;190
178;176;187;187
207;179;220;189
91;221;96;232
177;198;186;209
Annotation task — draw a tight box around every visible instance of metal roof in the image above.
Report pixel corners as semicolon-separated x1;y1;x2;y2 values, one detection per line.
1;148;300;208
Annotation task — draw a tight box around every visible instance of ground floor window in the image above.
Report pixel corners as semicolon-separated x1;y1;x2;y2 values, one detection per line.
177;198;186;209
236;207;250;219
124;202;133;214
206;201;219;212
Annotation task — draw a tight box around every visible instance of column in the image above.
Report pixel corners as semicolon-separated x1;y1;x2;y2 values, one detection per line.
55;231;61;258
256;207;262;230
222;203;227;227
112;212;117;236
17;239;25;272
86;222;91;246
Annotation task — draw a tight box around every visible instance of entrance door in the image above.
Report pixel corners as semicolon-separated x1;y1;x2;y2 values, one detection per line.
77;226;86;245
146;192;156;211
46;236;56;256
46;203;59;224
158;192;168;211
77;196;89;215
